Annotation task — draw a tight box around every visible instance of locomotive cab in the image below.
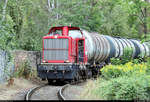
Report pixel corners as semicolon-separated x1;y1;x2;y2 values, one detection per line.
37;26;88;83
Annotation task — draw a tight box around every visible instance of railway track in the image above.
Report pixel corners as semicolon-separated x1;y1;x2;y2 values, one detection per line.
25;84;48;100
57;84;69;100
25;80;85;100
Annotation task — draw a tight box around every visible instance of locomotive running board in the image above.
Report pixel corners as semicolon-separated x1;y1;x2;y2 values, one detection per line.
40;63;72;65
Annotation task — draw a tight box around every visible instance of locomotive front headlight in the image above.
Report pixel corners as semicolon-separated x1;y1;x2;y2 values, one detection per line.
54;35;58;38
64;60;70;63
43;60;46;63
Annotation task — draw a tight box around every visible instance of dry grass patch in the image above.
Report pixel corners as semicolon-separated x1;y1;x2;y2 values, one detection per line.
0;78;38;100
79;79;101;100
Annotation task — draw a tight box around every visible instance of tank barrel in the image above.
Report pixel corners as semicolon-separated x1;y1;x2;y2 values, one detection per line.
82;30;150;63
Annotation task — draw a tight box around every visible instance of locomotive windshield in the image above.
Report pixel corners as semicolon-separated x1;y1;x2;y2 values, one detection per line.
69;30;82;38
48;27;82;38
49;30;62;36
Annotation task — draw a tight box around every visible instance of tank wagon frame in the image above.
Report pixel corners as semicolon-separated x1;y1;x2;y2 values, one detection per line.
37;26;150;83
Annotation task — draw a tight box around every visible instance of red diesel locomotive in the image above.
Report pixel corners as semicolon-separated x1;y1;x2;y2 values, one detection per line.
37;26;101;83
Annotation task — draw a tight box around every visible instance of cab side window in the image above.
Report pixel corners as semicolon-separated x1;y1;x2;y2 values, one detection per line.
69;30;82;38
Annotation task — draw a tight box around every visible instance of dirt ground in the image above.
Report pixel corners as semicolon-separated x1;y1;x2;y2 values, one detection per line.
0;78;42;100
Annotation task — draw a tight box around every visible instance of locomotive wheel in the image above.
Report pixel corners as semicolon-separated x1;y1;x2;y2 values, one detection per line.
88;70;92;79
92;68;99;78
82;70;88;81
42;78;46;81
75;72;80;81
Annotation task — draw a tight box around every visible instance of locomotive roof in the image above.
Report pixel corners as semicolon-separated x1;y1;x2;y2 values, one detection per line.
48;26;81;34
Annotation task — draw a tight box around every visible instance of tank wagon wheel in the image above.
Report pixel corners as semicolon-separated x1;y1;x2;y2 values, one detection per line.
92;70;98;79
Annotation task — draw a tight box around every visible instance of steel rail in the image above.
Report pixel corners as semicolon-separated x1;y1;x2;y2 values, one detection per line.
57;84;69;100
25;84;48;100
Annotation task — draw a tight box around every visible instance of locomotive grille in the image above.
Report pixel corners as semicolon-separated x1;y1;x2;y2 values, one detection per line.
43;38;68;60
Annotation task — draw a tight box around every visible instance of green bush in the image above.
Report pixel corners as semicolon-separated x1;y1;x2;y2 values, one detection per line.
92;75;150;100
91;50;150;100
121;47;133;64
110;58;121;65
100;61;148;79
97;57;150;100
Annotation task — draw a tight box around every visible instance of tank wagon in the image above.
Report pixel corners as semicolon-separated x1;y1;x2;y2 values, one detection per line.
37;26;150;83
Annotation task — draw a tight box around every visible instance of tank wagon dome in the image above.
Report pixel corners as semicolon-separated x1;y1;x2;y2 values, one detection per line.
81;30;150;63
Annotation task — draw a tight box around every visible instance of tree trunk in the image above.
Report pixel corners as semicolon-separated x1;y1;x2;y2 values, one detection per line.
47;0;51;27
144;0;147;38
143;0;149;38
2;0;8;22
47;0;51;12
56;0;59;20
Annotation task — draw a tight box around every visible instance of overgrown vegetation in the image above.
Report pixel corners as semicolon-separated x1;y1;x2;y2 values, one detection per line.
14;60;37;80
82;50;150;100
5;59;38;86
90;75;150;100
